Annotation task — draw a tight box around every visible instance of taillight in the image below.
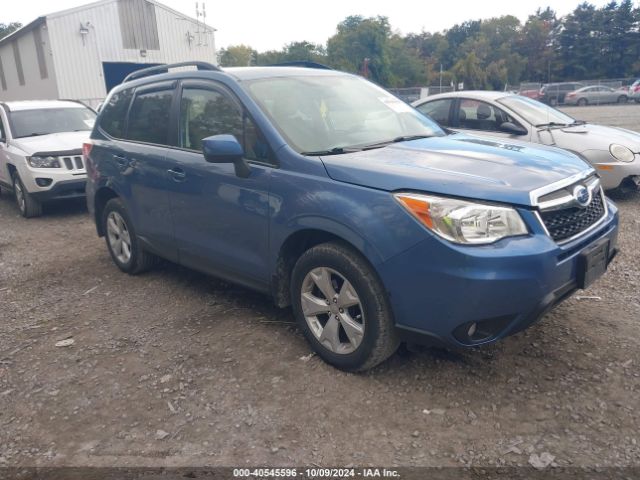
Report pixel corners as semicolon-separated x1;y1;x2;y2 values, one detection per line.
567;93;575;97
634;85;640;92
83;141;98;180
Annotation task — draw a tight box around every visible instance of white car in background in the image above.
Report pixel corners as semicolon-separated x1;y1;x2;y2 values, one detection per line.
0;100;96;217
413;91;640;191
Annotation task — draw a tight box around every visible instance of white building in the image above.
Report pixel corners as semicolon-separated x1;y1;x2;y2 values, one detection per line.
0;0;216;107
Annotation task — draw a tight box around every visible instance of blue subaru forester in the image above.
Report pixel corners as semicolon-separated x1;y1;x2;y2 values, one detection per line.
85;62;618;371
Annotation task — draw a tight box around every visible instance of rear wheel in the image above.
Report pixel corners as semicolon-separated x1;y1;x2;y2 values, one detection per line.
102;198;156;274
13;173;42;218
617;95;628;104
577;98;588;106
291;242;399;372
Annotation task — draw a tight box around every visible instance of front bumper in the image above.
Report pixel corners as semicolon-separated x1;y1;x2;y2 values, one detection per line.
378;199;619;348
28;178;87;201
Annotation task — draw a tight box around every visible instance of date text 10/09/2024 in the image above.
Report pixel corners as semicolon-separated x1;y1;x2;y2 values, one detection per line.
233;468;400;478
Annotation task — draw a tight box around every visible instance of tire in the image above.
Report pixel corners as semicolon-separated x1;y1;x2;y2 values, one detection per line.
101;197;156;274
617;95;628;104
290;241;399;372
577;98;588;106
549;98;558;106
13;173;42;218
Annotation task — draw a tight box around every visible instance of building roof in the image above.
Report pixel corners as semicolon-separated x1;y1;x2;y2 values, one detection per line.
0;0;213;49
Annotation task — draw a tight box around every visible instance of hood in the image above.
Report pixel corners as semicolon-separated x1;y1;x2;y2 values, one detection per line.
554;123;640;153
320;134;592;207
10;131;90;156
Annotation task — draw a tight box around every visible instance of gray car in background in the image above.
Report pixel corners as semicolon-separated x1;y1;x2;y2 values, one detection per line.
564;85;628;106
413;91;640;190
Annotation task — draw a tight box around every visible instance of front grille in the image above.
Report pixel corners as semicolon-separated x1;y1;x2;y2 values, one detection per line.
539;190;605;242
61;155;84;171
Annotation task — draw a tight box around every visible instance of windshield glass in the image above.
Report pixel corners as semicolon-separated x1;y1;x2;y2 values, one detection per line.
244;74;444;154
10;107;96;138
497;95;576;127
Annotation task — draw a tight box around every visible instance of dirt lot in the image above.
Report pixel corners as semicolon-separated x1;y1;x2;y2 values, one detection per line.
1;104;639;469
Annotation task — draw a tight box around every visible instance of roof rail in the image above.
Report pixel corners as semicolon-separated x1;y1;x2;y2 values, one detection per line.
268;61;333;70
123;61;222;83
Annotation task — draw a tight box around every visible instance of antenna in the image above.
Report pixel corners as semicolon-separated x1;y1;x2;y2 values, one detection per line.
195;2;201;46
202;2;208;46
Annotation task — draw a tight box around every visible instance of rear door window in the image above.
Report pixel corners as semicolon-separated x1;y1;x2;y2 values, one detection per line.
126;87;174;145
415;99;453;127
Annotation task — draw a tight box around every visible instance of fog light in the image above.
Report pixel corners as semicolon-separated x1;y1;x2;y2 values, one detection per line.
35;178;53;187
467;322;477;337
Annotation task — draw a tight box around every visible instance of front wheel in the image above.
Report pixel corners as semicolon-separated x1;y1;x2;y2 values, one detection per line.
291;242;399;372
13;174;42;218
102;198;156;274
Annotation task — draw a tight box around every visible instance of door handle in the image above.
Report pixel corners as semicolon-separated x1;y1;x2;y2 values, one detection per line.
167;167;186;182
113;154;129;167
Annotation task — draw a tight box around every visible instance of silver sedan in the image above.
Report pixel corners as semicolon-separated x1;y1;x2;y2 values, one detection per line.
412;91;640;190
563;85;628;106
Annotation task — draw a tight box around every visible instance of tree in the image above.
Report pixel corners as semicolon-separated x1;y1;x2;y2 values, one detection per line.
218;45;256;67
327;15;393;84
452;52;486;89
0;22;21;40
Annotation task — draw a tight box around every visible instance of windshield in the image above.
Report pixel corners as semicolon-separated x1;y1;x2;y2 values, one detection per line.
244;74;444;154
9;107;96;138
497;95;576;127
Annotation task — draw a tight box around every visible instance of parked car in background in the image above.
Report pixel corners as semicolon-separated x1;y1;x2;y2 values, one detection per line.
86;62;618;371
539;82;584;105
518;88;542;101
564;85;628;106
0;100;96;217
630;79;640;103
413;91;640;190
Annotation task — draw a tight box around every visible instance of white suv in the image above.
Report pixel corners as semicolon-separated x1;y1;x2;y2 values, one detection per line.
0;100;96;217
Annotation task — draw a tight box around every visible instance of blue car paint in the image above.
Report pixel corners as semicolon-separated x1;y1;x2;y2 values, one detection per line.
87;66;619;349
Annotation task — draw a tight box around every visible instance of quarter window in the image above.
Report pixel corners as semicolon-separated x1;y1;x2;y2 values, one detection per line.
179;88;271;163
99;88;133;138
126;89;173;145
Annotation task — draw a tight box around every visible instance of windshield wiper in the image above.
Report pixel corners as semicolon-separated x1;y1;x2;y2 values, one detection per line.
535;122;569;128
358;134;433;150
301;146;362;156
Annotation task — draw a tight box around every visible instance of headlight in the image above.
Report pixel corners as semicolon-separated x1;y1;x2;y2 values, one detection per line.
394;193;528;245
609;144;635;163
28;156;61;168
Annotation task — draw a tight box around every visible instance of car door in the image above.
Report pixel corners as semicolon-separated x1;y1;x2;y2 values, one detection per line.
114;82;178;260
165;80;272;290
452;98;531;141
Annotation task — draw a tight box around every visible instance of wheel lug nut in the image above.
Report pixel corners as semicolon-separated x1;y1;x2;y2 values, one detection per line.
333;298;337;303
339;308;344;313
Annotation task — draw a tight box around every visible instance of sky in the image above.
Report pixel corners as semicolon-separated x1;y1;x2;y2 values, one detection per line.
5;0;615;51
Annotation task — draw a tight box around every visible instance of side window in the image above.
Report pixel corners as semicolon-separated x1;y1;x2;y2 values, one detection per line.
126;89;173;145
416;99;453;126
0;117;5;142
99;88;133;138
456;99;519;132
180;87;271;163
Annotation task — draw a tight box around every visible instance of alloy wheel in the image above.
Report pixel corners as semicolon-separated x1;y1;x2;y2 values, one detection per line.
106;211;132;264
300;267;365;354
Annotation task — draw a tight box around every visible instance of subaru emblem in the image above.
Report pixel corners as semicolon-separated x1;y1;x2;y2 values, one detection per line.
573;185;591;207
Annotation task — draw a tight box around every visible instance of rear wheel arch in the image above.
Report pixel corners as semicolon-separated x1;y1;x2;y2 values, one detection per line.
94;187;119;236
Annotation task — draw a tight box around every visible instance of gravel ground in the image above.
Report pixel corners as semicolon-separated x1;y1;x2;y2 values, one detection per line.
0;105;639;469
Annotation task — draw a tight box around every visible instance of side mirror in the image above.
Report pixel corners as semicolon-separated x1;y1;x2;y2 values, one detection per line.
202;134;250;178
499;122;528;136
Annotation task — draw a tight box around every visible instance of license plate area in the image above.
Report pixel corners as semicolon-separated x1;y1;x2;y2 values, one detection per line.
577;238;609;289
